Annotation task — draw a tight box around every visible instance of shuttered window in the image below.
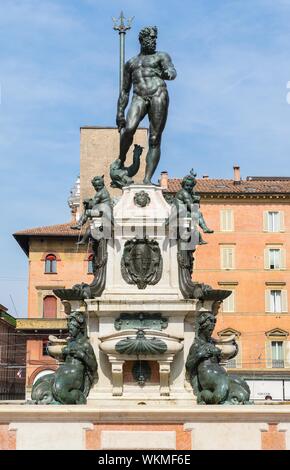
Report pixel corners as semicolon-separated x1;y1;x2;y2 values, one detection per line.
263;211;285;232
221;246;235;270
271;341;284;368
265;289;288;313
222;290;235;312
264;247;286;270
43;295;57;319
266;335;288;369
220;209;234;232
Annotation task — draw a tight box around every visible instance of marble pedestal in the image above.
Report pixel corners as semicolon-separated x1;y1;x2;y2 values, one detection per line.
74;185;220;403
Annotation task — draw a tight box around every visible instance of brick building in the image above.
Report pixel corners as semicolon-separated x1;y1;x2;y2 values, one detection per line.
163;169;290;400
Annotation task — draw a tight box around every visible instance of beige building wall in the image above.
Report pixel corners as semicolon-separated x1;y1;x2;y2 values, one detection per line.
80;127;148;201
194;198;290;373
28;238;91;319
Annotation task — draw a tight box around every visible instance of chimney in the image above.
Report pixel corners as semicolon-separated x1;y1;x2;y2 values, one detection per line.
233;165;241;184
160;171;168;189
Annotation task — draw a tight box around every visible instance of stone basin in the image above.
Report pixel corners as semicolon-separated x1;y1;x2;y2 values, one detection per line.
99;329;183;358
216;334;238;364
47;335;68;362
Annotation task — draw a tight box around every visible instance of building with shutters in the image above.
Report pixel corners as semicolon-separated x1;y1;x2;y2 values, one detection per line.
162;169;290;401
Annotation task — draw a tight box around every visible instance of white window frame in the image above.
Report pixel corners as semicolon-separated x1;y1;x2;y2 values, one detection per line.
268;211;280;232
265;289;288;313
222;290;235;312
265;246;286;270
264;211;285;232
270;290;282;313
271;341;284;368
220;209;234;232
220;246;235;270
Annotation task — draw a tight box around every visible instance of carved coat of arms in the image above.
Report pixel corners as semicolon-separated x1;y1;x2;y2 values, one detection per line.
121;238;163;289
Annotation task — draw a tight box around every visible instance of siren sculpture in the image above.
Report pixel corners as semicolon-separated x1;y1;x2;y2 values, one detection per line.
186;311;250;404
31;310;98;405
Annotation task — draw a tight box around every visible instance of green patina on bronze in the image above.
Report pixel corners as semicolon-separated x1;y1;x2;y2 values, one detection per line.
173;169;214;245
114;312;168;331
31;311;98;405
186;311;250;405
114;26;177;186
71;175;112;245
115;329;167;355
110;144;143;189
121;238;163;289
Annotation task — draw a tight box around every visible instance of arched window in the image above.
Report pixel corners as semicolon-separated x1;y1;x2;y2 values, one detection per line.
43;295;57;319
45;254;57;273
88;254;94;274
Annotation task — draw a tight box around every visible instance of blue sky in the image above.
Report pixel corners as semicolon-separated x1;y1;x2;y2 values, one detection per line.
1;0;290;315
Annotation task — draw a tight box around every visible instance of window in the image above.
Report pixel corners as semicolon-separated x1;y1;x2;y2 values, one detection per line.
45;254;57;273
88;254;94;274
264;211;284;232
222;291;235;312
271;341;284;368
269;249;281;269
266;329;289;368
270;290;282;313
268;212;279;232
220;209;234;232
265;247;285;270
43;295;57;319
265;289;288;313
220;246;235;270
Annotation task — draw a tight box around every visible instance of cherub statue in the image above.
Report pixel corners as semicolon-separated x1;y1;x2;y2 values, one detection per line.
174;169;213;244
31;311;98;404
71;175;112;245
186;311;250;404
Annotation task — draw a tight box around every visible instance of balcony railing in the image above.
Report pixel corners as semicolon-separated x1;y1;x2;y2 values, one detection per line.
272;359;284;368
